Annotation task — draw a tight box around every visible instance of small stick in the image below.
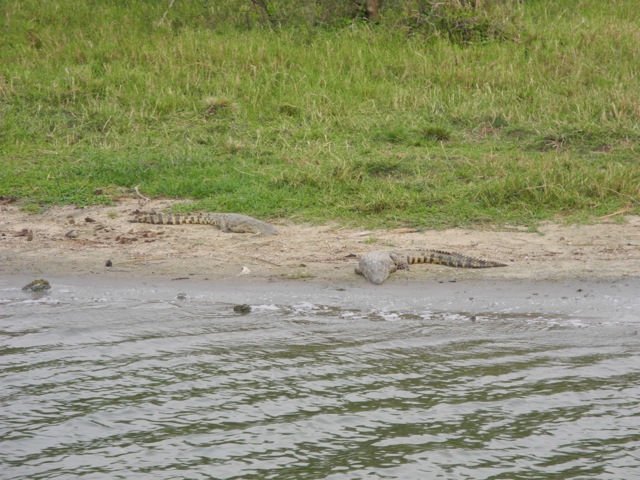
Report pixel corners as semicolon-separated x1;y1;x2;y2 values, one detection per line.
598;209;630;219
134;185;149;206
160;0;176;23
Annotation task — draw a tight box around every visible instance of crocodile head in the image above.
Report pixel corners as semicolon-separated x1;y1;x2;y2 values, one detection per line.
355;260;392;285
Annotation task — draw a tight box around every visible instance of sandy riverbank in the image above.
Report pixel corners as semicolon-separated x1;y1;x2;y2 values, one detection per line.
1;199;639;284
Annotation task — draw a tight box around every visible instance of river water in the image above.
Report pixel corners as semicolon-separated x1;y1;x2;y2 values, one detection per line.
1;276;639;479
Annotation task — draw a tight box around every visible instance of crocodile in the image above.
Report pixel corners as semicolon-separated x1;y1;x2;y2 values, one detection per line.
355;249;507;284
130;213;277;235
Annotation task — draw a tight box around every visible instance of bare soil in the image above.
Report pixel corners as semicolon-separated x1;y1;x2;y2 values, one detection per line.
2;199;639;284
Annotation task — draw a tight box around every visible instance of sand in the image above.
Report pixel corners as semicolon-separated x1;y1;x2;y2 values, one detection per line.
1;198;639;284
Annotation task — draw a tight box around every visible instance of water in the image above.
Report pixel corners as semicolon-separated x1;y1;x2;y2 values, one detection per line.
2;276;640;479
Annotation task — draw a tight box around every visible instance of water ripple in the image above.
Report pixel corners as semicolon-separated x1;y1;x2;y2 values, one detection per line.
1;284;639;479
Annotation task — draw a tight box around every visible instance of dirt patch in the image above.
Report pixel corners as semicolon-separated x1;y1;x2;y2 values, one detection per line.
1;199;639;284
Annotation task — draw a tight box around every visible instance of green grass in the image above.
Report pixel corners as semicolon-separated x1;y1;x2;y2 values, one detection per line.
1;0;639;228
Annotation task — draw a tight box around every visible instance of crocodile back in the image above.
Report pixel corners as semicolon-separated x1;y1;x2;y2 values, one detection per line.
132;214;216;226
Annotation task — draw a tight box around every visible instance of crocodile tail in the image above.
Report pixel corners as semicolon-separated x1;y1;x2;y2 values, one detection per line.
406;250;507;268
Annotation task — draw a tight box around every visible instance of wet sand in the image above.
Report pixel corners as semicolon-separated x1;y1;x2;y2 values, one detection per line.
5;272;640;325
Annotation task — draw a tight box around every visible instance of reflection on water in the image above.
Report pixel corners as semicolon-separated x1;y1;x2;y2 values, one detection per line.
1;278;639;479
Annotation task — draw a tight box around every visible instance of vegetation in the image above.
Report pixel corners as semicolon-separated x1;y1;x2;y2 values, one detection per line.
1;0;639;228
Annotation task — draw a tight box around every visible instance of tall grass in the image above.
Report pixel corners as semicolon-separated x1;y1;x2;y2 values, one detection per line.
1;0;638;226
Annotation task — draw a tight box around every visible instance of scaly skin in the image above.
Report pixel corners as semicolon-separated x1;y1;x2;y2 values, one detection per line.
355;249;507;284
130;213;277;235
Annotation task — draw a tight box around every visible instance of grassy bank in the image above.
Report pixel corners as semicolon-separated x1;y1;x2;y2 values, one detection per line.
1;0;639;228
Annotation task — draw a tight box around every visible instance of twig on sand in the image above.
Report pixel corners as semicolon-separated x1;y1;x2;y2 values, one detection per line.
134;186;149;206
599;208;630;219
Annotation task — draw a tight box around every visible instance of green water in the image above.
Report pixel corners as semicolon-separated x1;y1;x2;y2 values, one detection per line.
1;277;639;479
